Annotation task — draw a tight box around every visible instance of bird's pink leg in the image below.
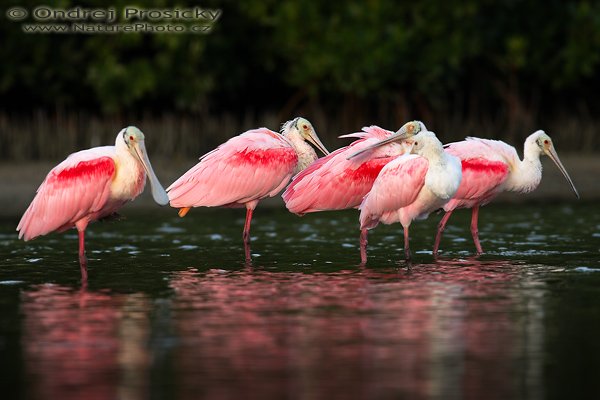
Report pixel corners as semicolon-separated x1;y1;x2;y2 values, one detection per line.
244;242;251;263
359;228;368;265
243;208;253;262
243;207;254;245
403;226;411;260
77;229;88;283
75;220;89;283
243;201;259;262
471;205;484;255
433;210;454;258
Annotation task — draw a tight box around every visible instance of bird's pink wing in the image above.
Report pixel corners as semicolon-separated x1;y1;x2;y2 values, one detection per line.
339;125;393;141
168;128;298;207
283;137;400;214
445;142;510;204
17;149;116;240
360;155;428;229
282;146;350;212
447;137;520;167
363;125;394;140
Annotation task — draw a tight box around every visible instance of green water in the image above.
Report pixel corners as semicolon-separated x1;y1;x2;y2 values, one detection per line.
1;203;600;399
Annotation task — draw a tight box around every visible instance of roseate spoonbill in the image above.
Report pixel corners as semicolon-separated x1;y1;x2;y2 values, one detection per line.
358;130;462;260
17;126;169;279
282;121;425;263
433;130;579;256
167;117;329;260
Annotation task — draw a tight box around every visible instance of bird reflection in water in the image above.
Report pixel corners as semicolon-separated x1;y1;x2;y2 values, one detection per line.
167;258;545;400
20;284;151;400
18;258;545;399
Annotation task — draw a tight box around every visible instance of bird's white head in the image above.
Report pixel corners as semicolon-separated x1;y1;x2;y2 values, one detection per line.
117;126;170;205
397;120;427;139
526;130;579;199
406;131;444;157
282;117;329;156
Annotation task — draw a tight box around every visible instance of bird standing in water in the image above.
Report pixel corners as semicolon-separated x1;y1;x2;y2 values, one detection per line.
283;121;425;263
17;126;169;281
433;131;580;256
357;129;462;261
167;117;329;261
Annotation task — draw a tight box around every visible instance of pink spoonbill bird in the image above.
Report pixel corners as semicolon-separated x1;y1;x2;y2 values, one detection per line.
283;121;425;263
433;130;580;256
167;117;329;260
357;129;462;261
17;126;169;280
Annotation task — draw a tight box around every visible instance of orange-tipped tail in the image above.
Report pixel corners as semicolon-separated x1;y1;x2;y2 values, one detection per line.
178;207;191;218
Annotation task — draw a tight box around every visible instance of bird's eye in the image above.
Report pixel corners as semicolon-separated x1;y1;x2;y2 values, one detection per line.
414;141;419;146
302;124;308;130
129;135;134;141
544;139;549;145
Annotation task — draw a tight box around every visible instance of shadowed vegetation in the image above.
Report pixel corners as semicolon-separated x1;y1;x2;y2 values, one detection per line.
0;0;599;159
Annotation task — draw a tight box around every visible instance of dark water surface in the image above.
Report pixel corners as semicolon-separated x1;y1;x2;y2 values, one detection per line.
1;203;599;400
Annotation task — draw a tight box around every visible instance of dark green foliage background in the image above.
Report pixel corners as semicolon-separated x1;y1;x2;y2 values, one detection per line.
1;0;599;157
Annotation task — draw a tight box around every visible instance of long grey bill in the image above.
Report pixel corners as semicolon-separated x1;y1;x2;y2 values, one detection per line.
135;141;170;205
347;132;412;160
547;147;580;199
307;133;330;156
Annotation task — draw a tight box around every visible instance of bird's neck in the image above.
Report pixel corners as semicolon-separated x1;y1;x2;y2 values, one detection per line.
423;148;462;200
113;142;146;200
422;146;446;166
506;146;543;193
286;132;318;174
